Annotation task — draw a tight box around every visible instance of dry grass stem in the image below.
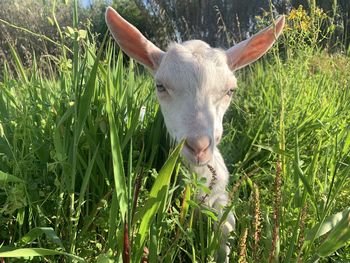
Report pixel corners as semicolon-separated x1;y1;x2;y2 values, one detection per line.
238;227;248;263
269;159;282;263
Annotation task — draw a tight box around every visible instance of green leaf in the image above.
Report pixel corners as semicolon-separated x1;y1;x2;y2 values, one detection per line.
305;207;350;242
293;134;314;198
78;30;87;40
201;209;218;221
254;144;292;158
8;44;28;83
179;185;191;225
20;227;64;249
0;248;85;262
96;253;114;263
106;59;128;223
47;16;54;26
0;171;24;184
315;210;350;257
76;49;100;137
65;26;75;38
187;199;200;209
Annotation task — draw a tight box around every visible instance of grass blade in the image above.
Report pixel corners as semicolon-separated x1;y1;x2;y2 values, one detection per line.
314;210;350;257
8;43;28;83
20;227;64;249
0;248;85;262
105;57;128;223
0;171;24;184
305;207;350;243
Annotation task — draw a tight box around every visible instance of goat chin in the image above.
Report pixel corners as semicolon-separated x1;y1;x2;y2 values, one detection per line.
181;154;211;167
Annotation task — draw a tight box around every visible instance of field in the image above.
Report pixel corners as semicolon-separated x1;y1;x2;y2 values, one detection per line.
0;2;350;262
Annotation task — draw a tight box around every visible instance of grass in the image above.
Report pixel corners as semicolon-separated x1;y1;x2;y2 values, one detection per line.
223;50;350;261
0;2;350;262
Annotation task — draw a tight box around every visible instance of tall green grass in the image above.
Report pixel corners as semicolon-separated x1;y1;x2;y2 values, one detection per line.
221;50;350;261
0;1;350;262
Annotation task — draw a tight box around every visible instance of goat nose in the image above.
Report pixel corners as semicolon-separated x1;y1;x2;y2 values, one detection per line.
185;136;211;156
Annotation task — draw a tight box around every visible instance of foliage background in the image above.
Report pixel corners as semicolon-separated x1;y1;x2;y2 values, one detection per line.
1;0;349;78
0;0;350;262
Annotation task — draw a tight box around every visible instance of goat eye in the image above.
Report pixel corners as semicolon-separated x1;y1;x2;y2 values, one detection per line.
226;88;235;97
156;84;166;93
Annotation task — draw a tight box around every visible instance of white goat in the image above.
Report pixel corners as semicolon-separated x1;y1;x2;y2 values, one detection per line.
106;7;284;262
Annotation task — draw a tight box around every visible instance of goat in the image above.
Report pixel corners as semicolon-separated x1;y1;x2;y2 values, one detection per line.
105;6;284;262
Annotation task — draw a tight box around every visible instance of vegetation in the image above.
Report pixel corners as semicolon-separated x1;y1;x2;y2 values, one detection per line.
0;0;349;262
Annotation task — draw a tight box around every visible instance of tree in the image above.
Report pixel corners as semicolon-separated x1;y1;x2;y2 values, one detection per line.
138;0;349;50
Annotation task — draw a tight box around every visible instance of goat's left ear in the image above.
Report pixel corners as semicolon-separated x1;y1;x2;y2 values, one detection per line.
226;16;285;71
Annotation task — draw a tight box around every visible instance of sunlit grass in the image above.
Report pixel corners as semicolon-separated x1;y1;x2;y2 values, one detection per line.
0;1;349;262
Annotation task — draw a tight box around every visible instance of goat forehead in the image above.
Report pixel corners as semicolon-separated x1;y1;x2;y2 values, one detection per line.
155;41;236;96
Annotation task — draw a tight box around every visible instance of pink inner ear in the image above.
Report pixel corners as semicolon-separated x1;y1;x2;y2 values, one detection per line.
105;7;163;70
227;16;285;71
238;17;284;65
234;35;273;68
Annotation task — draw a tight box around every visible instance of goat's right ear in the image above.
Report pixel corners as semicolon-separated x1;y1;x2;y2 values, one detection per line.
105;7;164;71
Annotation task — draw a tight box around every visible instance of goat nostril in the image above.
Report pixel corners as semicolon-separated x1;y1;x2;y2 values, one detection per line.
185;136;211;156
202;142;210;152
185;140;195;154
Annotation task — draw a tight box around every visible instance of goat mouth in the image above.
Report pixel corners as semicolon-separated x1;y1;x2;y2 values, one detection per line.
194;159;211;167
181;148;212;167
182;156;211;167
